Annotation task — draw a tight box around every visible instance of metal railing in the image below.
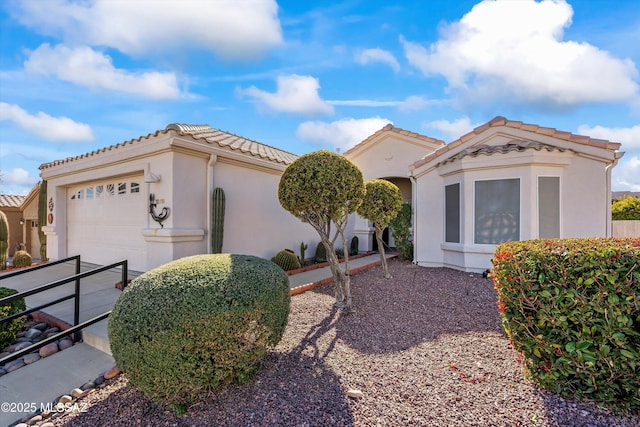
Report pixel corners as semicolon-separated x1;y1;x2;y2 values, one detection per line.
0;258;127;365
0;255;81;280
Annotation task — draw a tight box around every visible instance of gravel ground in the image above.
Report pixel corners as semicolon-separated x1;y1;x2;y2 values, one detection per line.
49;259;638;426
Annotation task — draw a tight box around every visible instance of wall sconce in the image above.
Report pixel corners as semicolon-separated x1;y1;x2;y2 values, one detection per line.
144;172;161;183
149;193;170;228
19;218;25;225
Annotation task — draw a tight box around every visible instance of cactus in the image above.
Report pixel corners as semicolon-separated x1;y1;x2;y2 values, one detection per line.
349;236;359;256
38;180;48;261
299;241;308;264
271;249;301;271
211;187;225;253
12;250;32;268
0;210;8;270
314;242;327;263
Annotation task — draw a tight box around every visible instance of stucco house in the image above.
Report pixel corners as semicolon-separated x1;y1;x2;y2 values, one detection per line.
39;124;319;272
0;184;41;257
37;116;623;273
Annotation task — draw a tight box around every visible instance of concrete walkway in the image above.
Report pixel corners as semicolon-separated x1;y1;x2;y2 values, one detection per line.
0;253;390;426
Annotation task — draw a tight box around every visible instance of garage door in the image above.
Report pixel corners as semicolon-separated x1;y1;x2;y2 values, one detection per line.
67;175;146;270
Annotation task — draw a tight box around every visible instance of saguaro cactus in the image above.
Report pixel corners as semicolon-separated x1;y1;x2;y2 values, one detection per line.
211;187;225;253
0;210;9;270
38;180;48;261
299;241;308;264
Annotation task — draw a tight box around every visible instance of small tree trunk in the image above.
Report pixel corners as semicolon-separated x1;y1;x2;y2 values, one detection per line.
321;239;352;311
375;225;391;279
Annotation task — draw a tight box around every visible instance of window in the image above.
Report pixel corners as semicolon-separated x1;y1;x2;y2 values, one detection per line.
118;183;127;194
96;185;104;197
474;179;520;244
77;189;84;200
130;182;140;193
107;184;115;196
31;221;38;228
445;183;460;243
538;177;560;238
86;187;94;198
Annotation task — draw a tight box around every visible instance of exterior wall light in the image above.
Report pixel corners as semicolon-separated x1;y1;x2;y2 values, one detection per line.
144;172;161;183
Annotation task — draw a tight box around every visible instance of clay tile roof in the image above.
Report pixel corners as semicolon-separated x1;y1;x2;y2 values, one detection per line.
40;124;299;170
410;116;622;170
166;123;298;165
0;194;26;208
344;124;445;156
436;140;569;167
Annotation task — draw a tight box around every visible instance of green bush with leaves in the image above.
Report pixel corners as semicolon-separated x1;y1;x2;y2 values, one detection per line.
389;203;413;261
108;254;290;406
0;287;26;349
612;196;640;220
492;238;640;413
358;179;402;278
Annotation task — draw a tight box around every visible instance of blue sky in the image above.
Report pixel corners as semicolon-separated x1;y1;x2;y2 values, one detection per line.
1;0;639;196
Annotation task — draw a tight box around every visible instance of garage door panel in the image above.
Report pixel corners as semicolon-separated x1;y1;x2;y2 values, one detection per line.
67;176;146;269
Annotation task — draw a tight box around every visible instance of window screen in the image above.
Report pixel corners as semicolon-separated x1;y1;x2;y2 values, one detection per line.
445;183;460;243
474;179;520;244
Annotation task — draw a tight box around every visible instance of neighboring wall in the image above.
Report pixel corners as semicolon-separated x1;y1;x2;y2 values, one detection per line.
612;221;640;237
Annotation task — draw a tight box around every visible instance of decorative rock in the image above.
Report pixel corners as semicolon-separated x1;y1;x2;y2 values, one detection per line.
58;338;73;350
81;381;96;391
16;337;32;343
39;342;59;358
346;389;364;399
4;358;26;372
40;423;55;427
27;414;42;425
58;395;73;404
14;424;28;427
71;388;84;398
25;328;43;339
16;330;27;337
0;351;10;359
14;341;33;352
23;353;41;364
104;366;122;380
93;375;105;385
44;327;60;335
33;322;48;331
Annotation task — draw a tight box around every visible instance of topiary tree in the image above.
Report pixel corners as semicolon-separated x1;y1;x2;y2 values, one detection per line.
612;196;640;220
0;287;26;349
357;179;403;279
108;254;290;409
278;150;364;311
390;203;414;262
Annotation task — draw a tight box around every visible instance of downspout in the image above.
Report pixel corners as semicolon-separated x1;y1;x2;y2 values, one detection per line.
207;154;218;253
605;151;624;237
410;175;417;264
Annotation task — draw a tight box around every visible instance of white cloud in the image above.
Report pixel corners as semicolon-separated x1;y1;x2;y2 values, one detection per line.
12;0;282;61
0;168;39;196
577;124;640;150
422;117;477;141
613;156;640;191
0;102;94;141
25;44;181;99
355;48;400;72
398;95;440;111
328;100;399;107
401;0;639;108
241;75;334;116
296;117;393;151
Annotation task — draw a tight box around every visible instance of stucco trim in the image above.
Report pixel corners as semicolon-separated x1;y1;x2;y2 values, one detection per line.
142;228;205;242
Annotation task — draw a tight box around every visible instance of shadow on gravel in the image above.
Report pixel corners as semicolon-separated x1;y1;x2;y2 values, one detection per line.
312;259;505;354
61;310;354;427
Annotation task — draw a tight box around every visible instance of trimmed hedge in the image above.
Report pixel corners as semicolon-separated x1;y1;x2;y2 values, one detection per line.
492;238;640;412
108;254;290;405
0;287;26;349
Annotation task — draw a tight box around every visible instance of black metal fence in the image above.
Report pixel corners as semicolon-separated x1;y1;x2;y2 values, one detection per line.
0;256;127;365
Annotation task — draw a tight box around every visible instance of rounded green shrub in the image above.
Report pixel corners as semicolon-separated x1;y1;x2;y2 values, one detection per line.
0;287;26;349
108;254;290;405
12;250;32;268
271;248;301;271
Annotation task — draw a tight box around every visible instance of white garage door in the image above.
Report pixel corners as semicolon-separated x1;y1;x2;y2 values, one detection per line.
67;176;146;270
